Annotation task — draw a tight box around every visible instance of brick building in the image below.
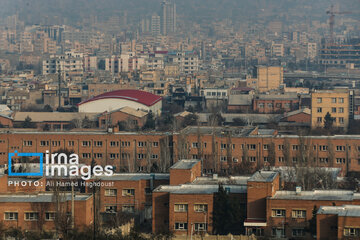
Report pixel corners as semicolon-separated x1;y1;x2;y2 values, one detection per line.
253;94;300;113
153;160;247;235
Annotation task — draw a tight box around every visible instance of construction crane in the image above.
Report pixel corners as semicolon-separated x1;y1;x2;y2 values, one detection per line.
326;5;353;43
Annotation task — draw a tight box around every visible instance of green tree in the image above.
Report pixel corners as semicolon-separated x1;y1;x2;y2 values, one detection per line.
324;112;334;130
182;114;198;127
143;111;155;130
22;116;35;128
212;185;245;235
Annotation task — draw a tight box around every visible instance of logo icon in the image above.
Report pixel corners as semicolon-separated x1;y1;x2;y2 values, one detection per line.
8;151;43;177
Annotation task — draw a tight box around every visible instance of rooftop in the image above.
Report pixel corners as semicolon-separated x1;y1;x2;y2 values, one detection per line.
170;159;200;170
0;193;92;202
248;171;278;182
154;184;247;195
13;112;98;122
271;190;360;201
318;205;360;217
192;175;250;185
95;173;169;181
78;89;162;107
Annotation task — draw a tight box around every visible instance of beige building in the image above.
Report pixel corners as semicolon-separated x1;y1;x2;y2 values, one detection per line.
247;66;283;93
311;89;349;129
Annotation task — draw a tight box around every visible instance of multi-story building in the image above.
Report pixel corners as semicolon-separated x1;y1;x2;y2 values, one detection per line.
253;93;300;113
42;53;84;75
320;39;360;68
311;89;349;129
271;43;284;57
307;42;317;60
167;51;199;74
151;14;161;36
153;160;247;235
247;66;284;93
105;54;146;74
161;0;176;35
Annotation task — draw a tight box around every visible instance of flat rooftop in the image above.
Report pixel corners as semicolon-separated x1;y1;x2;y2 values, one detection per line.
170;159;200;170
154;184;247;195
192;175;250;185
318;205;360;217
271;190;360;201
0;193;92;202
95;173;169;181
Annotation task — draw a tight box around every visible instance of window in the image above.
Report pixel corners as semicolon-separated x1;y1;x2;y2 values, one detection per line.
332;107;336;113
4;212;18;220
82;141;90;147
138;154;145;159
272;228;285;237
82;153;91;158
292;210;306;218
339;117;344;124
336;158;345;164
292;157;298;163
40;141;49;147
344;227;360;237
23;141;32;146
52;141;60;147
278;157;284;162
258;103;264;108
68;141;74;147
221;143;229;149
122;205;135;213
247;144;256;150
292;145;299;150
292;228;305;237
319;158;329;163
94;141;103;147
122;189;135;196
220;156;227;162
94;153;102;158
317;97;322;103
153;142;159;147
194;204;208;212
339;98;344;103
317;117;322;123
105;189;117;196
25;212;39;221
110;141;118;147
264;157;269;162
151;154;158;159
317;107;322;113
175;222;188;230
339;107;344;113
138;142;146;147
174;204;188;212
248;157;256;162
267;103;273;108
319;145;328;151
263;144;269;150
192;142;199;148
232;157;238;163
336;146;345;151
105;206;117;213
110;153;118;159
194;223;207;231
121;141;130;147
278;145;284;150
272;209;285;217
331;98;337;103
45;212;55;221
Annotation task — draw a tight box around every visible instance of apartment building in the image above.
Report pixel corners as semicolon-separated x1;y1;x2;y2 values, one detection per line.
247;66;284;93
105;54;146;74
42;54;84;75
167;51;199;74
311;89;349;129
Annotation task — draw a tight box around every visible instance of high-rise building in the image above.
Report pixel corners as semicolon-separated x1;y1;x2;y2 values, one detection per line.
151;14;161;36
160;0;176;35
